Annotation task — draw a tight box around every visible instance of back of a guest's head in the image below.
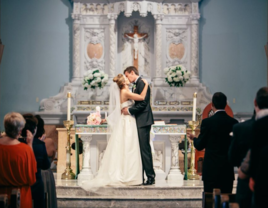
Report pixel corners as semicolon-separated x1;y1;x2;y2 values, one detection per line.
255;87;268;109
35;115;45;138
124;66;139;76
212;92;227;110
21;114;38;138
4;112;25;139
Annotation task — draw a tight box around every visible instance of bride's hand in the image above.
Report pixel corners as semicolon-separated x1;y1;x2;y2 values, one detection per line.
142;79;148;85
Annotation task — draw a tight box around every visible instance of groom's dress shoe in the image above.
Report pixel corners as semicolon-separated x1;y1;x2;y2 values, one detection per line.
144;178;155;185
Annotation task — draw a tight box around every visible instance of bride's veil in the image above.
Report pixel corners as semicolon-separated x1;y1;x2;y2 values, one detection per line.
106;82;121;132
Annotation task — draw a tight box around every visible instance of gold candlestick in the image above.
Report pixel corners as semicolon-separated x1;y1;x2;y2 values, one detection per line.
187;120;200;180
61;120;75;180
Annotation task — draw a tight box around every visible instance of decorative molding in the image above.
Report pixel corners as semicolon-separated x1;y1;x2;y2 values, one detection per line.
155;23;162;77
191;23;199;77
73;23;81;80
109;18;116;77
84;59;105;71
163;3;191;15
84;28;104;44
80;3;109;15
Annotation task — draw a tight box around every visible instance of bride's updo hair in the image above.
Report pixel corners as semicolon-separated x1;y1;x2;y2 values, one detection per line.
113;74;125;89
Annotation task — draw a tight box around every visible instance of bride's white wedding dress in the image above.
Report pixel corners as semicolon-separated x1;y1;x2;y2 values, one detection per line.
81;100;143;190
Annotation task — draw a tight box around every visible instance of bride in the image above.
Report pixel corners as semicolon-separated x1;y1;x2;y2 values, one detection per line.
81;73;149;190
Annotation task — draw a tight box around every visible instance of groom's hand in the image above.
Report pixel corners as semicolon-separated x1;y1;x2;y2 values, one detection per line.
121;108;130;115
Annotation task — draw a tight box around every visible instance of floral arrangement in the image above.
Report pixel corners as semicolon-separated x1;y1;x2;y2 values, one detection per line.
87;106;101;125
83;69;109;90
164;65;191;87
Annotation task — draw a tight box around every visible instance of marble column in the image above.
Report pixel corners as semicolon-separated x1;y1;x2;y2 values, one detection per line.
167;135;184;182
190;13;201;83
77;135;93;185
154;14;163;83
71;14;81;82
108;14;117;78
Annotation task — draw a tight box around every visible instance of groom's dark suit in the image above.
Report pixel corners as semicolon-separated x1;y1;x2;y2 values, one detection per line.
129;77;155;180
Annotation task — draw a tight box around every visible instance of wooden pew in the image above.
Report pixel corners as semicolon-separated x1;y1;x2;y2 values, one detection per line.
0;194;8;208
10;189;20;208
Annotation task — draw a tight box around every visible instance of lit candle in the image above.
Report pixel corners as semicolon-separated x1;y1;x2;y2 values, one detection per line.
192;92;197;121
67;92;71;121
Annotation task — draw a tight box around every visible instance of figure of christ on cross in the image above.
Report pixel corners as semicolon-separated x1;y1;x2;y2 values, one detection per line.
124;25;148;70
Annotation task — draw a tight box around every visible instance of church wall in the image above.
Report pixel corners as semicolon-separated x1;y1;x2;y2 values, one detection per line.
0;0;267;130
0;0;72;130
199;0;267;113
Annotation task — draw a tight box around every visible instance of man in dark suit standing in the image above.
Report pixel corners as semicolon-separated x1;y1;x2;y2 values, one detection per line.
228;112;255;208
188;92;238;193
122;66;155;185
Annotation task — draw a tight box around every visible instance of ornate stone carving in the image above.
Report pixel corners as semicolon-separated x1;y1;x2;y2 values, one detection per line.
132;2;141;12
108;14;117;77
162;3;191;15
71;14;81;20
119;3;125;12
167;135;183;181
147;3;153;12
84;59;105;71
191;14;200;78
154;15;163;77
192;3;199;14
84;29;104;45
166;29;187;67
73;23;81;80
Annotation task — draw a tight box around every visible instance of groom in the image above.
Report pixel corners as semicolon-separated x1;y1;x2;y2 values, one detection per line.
122;66;155;185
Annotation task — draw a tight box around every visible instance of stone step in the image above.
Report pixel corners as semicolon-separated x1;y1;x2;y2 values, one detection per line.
57;197;202;208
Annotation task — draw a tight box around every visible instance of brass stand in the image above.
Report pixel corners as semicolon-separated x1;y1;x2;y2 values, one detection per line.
187;120;200;180
61;120;75;180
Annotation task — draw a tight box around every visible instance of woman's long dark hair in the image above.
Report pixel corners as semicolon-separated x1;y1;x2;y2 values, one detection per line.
35;115;45;138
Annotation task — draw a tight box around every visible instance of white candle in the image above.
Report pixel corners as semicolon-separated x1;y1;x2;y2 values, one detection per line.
67;92;71;121
105;112;107;119
192;92;197;121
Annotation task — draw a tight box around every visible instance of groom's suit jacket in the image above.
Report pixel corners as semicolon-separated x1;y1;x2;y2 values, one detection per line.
129;77;154;128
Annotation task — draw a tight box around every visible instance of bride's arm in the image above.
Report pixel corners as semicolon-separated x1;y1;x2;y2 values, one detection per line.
123;79;149;101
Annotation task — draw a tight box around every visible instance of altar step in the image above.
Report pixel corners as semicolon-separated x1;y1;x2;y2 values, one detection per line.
56;180;205;208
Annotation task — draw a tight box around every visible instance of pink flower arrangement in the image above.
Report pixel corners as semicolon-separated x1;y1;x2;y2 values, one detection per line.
87;112;101;125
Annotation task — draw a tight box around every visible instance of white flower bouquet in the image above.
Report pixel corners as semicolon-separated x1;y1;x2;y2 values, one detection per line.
164;65;191;87
87;106;101;125
83;69;109;90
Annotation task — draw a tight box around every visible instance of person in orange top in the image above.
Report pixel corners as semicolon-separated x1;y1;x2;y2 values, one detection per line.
0;112;37;208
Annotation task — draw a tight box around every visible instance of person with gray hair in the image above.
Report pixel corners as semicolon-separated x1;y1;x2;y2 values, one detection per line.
0;112;37;208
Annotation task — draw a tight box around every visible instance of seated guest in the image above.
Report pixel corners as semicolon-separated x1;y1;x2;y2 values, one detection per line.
35;115;58;208
0;112;37;207
188;92;238;193
22;114;51;208
228;111;255;208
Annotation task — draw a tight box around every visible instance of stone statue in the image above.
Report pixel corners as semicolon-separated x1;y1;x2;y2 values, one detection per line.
83;142;90;167
153;150;163;170
98;150;105;168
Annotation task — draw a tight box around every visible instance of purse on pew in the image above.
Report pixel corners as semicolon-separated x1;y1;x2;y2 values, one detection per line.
0;194;8;208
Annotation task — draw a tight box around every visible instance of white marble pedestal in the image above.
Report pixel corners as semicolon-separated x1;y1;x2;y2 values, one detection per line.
77;135;94;185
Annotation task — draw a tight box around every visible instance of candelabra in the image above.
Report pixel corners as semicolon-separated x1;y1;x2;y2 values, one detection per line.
187;120;200;180
61;120;75;180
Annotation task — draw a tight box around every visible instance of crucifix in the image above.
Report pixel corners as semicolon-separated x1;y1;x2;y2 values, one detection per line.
124;25;148;70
